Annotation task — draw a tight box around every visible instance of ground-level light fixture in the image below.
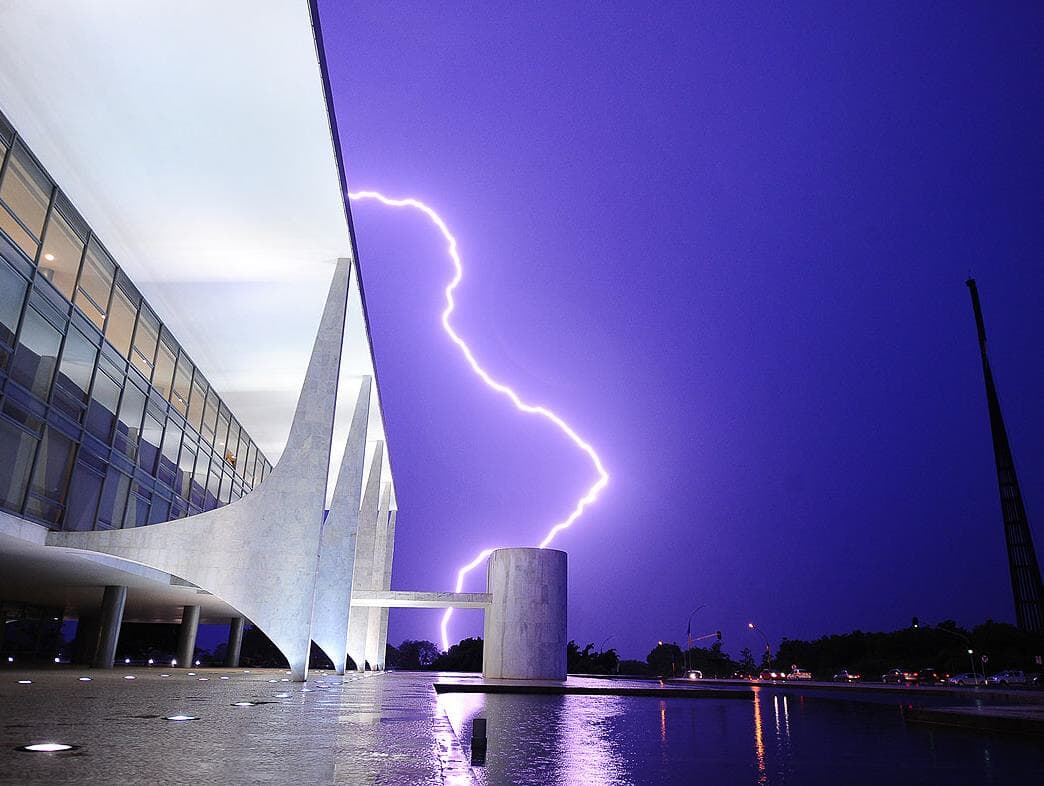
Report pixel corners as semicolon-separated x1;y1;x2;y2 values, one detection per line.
78;677;91;682
124;658;130;664
53;657;60;663
160;674;170;678
148;659;154;665
220;676;229;680
198;677;209;681
17;743;78;753
163;715;198;722
123;675;135;680
194;660;200;666
17;680;32;684
274;692;290;698
232;701;257;707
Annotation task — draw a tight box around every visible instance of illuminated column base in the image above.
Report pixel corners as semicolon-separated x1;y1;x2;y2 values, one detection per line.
482;548;567;681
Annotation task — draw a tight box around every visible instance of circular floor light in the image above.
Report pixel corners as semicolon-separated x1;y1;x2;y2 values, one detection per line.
274;692;290;698
160;674;170;678
123;675;136;680
220;676;229;680
198;677;209;681
164;715;199;722
17;743;79;753
232;701;257;707
188;672;196;676
17;680;32;684
78;677;92;682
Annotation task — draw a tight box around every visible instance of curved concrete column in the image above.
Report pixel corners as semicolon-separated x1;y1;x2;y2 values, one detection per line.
346;441;384;669
374;509;397;669
47;259;351;681
364;482;392;668
482;548;568;681
312;377;371;673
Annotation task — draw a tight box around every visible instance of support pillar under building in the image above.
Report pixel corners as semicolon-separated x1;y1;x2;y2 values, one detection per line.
482;548;567;681
92;585;127;669
226;617;245;668
176;605;200;668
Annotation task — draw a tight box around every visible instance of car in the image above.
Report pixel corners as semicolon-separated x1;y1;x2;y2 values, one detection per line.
917;668;946;685
946;673;984;686
685;670;703;680
987;670;1027;686
731;671;754;680
759;669;784;681
881;668;917;684
785;669;813;681
832;669;862;682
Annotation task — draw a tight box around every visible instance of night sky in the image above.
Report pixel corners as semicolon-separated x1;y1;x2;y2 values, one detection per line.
316;2;1044;660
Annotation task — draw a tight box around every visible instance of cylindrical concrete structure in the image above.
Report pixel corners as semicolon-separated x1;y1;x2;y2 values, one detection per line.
482;548;567;681
175;605;201;667
225;617;245;668
92;585;127;669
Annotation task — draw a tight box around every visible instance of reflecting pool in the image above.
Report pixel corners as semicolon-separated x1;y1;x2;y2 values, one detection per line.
438;688;1044;785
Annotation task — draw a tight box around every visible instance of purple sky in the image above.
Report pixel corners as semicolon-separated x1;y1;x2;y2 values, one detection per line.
316;2;1044;660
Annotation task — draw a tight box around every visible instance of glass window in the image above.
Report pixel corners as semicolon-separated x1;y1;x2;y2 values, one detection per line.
123;484;150;529
74;239;114;331
96;466;130;529
226;419;240;468
171;351;192;416
130;304;159;380
138;410;164;475
85;368;122;443
243;442;256;487
148;494;170;525
38;209;85;300
158;418;182;487
190;450;209;509
114;382;146;459
0;260;27;368
62;461;102;531
176;439;196;500
9;307;61;398
53;326;96;419
201;388;218;442
214;405;230;460
169;495;187;521
187;376;206;432
152;335;176;400
0;142;51;259
219;471;233;505
205;464;221;511
25;427;75;522
104;281;137;359
0;417;37;512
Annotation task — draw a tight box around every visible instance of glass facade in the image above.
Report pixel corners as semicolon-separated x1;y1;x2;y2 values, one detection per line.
0;108;271;532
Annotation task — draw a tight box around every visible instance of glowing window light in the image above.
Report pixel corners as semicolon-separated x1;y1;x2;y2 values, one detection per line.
347;191;609;652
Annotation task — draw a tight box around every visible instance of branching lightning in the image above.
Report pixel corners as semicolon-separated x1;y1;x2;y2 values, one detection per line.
347;190;609;652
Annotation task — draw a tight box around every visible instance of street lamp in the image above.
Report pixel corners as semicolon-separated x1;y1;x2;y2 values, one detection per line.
748;622;771;659
599;635;614;652
684;606;706;670
913;620;980;685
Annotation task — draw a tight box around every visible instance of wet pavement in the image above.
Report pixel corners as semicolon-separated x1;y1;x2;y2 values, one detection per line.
0;667;474;785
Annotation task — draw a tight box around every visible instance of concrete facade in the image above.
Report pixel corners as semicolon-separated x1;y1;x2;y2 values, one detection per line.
46;260;352;681
482;548;568;681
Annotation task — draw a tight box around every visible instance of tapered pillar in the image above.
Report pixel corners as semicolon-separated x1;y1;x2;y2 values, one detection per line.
225;616;245;668
375;509;397;669
92;585;127;669
176;605;201;668
312;378;371;674
346;441;384;669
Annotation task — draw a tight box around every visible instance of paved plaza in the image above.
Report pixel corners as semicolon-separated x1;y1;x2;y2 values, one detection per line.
0;668;473;785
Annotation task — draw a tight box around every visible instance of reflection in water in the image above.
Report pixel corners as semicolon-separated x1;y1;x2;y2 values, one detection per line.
659;700;667;741
753;691;767;785
558;695;628;785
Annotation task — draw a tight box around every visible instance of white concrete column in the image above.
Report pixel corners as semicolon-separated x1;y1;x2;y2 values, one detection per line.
175;605;200;667
364;483;392;669
312;377;371;674
225;617;245;668
482;548;567;681
375;509;396;669
92;585;127;669
346;441;383;669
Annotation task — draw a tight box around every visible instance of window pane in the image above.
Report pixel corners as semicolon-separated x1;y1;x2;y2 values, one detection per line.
187;376;206;432
96;467;130;528
0;260;27;365
27;427;75;511
176;439;196;499
214;405;230;461
152;337;176;400
104;283;137;358
9;307;61;398
85;369;121;442
38;210;85;300
0;417;36;511
190;450;209;509
158;419;182;486
130;305;159;380
201;388;218;442
74;239;114;331
170;352;192;416
138;411;163;475
55;327;96;403
148;494;170;525
114;382;146;459
205;464;221;510
0;143;50;258
62;462;102;531
123;486;150;529
226;419;240;468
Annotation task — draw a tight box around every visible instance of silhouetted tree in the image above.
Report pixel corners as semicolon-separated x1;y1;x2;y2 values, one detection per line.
618;659;649;675
391;639;441;670
647;642;684;677
567;641;620;674
739;647;756;674
433;637;483;671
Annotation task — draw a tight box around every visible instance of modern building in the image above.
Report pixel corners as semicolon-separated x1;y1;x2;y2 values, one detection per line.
0;2;397;680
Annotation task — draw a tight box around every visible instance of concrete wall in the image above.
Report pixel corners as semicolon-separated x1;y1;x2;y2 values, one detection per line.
482;548;567;681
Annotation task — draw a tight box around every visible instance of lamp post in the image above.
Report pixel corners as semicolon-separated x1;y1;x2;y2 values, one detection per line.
914;620;980;686
684;606;706;670
748;622;771;663
599;635;614;652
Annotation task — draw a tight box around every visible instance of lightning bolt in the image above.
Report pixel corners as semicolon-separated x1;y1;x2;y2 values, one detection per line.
347;190;609;652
